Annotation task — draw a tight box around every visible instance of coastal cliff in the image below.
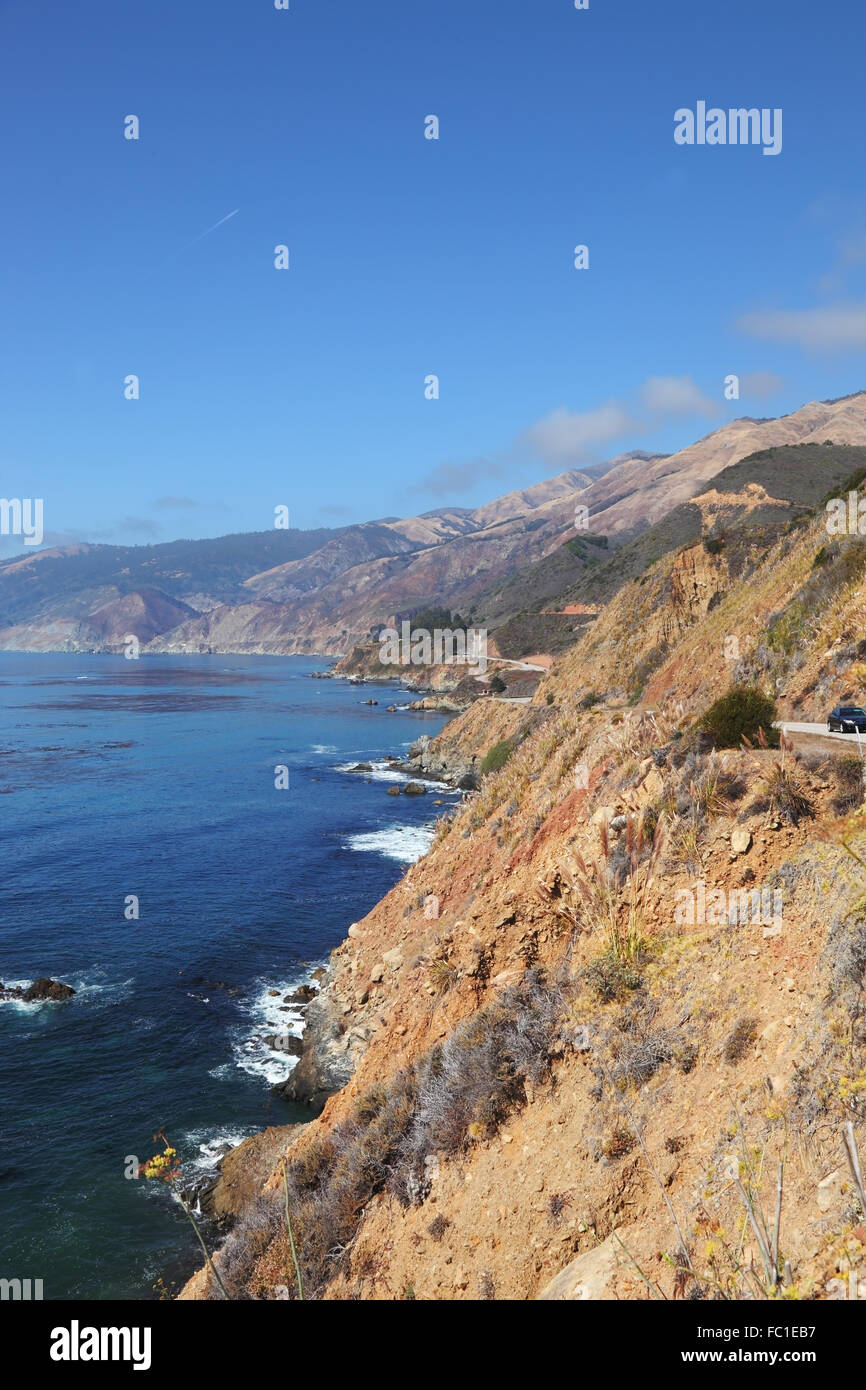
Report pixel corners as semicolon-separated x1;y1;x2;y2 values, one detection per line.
180;514;866;1301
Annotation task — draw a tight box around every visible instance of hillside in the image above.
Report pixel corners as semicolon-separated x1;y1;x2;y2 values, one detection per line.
478;440;866;632
179;474;866;1303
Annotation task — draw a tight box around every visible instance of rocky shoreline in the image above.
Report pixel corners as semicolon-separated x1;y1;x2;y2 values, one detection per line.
267;727;478;1115
181;709;481;1255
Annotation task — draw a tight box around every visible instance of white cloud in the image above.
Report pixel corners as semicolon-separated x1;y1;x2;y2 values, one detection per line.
518;402;634;465
738;301;866;351
639;375;718;417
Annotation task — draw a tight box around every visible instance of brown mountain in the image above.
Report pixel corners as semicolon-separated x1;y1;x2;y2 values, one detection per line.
3;393;866;656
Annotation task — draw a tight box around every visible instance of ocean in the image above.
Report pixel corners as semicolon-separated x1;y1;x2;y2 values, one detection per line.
0;653;451;1299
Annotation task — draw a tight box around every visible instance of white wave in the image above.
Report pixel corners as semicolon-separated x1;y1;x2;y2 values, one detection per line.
310;743;337;754
336;758;450;788
229;968;324;1086
345;824;434;863
335;758;410;783
180;1125;257;1178
0;979;42;1013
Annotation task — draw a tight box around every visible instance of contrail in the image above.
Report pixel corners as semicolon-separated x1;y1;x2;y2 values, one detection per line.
178;208;240;252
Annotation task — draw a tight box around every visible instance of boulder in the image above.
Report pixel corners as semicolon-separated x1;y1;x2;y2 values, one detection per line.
537;1228;631;1300
403;782;427;796
284;984;318;1004
21;977;75;1002
731;828;752;855
387;785;402;796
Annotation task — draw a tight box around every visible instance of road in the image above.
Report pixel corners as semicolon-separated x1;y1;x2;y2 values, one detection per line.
778;720;866;752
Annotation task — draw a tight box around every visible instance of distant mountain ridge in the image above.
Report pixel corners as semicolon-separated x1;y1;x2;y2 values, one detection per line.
2;393;866;655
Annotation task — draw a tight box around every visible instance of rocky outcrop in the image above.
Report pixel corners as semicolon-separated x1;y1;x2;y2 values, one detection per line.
403;734;479;789
1;977;76;1002
197;1126;303;1225
272;980;358;1113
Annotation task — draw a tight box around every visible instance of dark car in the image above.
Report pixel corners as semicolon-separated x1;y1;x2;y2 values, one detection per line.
828;705;866;733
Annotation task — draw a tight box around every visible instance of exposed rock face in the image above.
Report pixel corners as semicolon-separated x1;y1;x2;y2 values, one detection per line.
197;1126;303;1224
272;984;357;1113
405;734;478;788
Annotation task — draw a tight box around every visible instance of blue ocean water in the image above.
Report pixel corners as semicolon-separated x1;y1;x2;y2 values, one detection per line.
0;653;450;1299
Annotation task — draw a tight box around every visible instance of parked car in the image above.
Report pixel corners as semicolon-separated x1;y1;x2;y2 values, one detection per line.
828;705;866;733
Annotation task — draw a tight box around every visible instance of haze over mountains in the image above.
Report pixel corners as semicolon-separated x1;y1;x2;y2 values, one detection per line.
3;392;866;658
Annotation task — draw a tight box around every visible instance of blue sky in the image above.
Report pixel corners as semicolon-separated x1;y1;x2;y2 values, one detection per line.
1;0;865;553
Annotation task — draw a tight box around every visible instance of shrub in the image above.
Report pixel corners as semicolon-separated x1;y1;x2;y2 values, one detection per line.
603;1126;635;1160
583;952;643;1003
698;686;779;749
608;999;682;1088
830;753;865;813
761;757;813;825
427;1213;450;1242
724;1017;757;1064
480;739;513;776
489;674;507;694
394;970;566;1202
427;955;459;995
703;536;725;555
547;1192;573;1226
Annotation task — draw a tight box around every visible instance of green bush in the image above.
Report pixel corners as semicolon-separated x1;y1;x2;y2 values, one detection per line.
698;685;779;749
480;739;513;775
703;536;725;555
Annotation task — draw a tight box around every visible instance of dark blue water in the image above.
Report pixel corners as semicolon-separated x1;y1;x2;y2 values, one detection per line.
0;653;449;1299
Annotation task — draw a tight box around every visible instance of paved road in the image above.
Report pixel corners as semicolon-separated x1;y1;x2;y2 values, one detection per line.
779;720;866;747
